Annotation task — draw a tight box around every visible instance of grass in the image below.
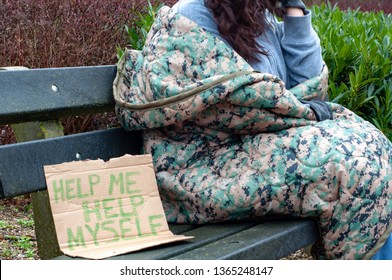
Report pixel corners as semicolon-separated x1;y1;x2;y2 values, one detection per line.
16;218;35;228
0;221;12;229
0;197;38;260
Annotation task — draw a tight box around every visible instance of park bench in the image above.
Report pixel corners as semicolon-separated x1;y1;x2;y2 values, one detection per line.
0;65;320;260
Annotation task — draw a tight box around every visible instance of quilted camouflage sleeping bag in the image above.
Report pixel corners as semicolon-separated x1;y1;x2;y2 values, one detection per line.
113;6;392;259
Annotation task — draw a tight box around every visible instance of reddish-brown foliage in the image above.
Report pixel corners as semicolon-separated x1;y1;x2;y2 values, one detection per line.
0;0;156;68
306;0;391;13
0;0;389;68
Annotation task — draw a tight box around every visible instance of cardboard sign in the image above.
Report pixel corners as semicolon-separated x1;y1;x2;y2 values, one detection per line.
44;154;193;259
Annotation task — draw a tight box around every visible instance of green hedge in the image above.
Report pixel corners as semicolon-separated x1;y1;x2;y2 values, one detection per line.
312;3;392;140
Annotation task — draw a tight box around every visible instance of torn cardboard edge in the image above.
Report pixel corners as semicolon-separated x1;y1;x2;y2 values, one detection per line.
44;154;193;260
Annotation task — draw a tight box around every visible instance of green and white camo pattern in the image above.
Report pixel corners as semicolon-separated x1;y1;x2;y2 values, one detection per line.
114;6;392;259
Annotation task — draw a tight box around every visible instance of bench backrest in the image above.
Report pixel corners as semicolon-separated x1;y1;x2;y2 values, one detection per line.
0;128;141;198
0;65;116;125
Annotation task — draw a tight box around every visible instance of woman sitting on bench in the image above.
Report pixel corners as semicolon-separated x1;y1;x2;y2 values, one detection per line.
114;0;392;259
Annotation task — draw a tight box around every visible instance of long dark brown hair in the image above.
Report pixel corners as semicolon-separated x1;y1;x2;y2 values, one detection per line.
205;0;285;63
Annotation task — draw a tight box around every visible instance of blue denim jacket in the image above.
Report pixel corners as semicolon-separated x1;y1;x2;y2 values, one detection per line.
172;0;323;89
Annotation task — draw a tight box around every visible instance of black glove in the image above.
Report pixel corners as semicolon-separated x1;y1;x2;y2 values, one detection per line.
301;99;333;122
279;0;306;11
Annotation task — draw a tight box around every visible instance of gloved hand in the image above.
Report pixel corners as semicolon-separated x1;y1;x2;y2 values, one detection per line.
301;99;333;122
279;0;306;11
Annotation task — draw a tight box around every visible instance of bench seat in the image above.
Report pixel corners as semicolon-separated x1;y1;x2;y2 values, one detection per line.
55;220;318;260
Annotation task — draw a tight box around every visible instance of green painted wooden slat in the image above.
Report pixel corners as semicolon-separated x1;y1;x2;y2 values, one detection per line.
169;224;199;235
55;222;257;260
0;65;116;125
169;219;319;260
0;128;141;198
